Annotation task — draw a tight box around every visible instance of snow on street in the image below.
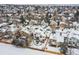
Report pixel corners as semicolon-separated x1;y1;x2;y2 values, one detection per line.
0;43;56;55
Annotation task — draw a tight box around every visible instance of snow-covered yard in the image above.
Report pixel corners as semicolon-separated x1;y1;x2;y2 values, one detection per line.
67;48;79;55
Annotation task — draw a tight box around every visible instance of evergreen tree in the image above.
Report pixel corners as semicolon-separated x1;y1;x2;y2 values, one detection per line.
6;15;10;23
20;15;25;24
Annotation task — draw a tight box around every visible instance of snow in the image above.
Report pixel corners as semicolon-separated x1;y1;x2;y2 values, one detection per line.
19;25;79;43
67;48;79;55
0;43;56;55
9;24;18;32
0;23;8;27
1;23;79;55
47;46;60;53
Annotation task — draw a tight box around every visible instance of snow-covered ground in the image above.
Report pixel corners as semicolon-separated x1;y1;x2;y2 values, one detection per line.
67;48;79;55
0;43;56;55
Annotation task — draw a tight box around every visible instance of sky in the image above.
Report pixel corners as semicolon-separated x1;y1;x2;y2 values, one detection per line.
0;0;79;4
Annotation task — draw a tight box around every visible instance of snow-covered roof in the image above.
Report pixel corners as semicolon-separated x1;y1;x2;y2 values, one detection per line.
0;23;8;27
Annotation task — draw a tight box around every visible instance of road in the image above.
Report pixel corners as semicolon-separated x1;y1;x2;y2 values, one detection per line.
0;43;56;55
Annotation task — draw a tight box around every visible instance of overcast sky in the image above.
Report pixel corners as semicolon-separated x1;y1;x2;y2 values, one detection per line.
0;0;79;4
